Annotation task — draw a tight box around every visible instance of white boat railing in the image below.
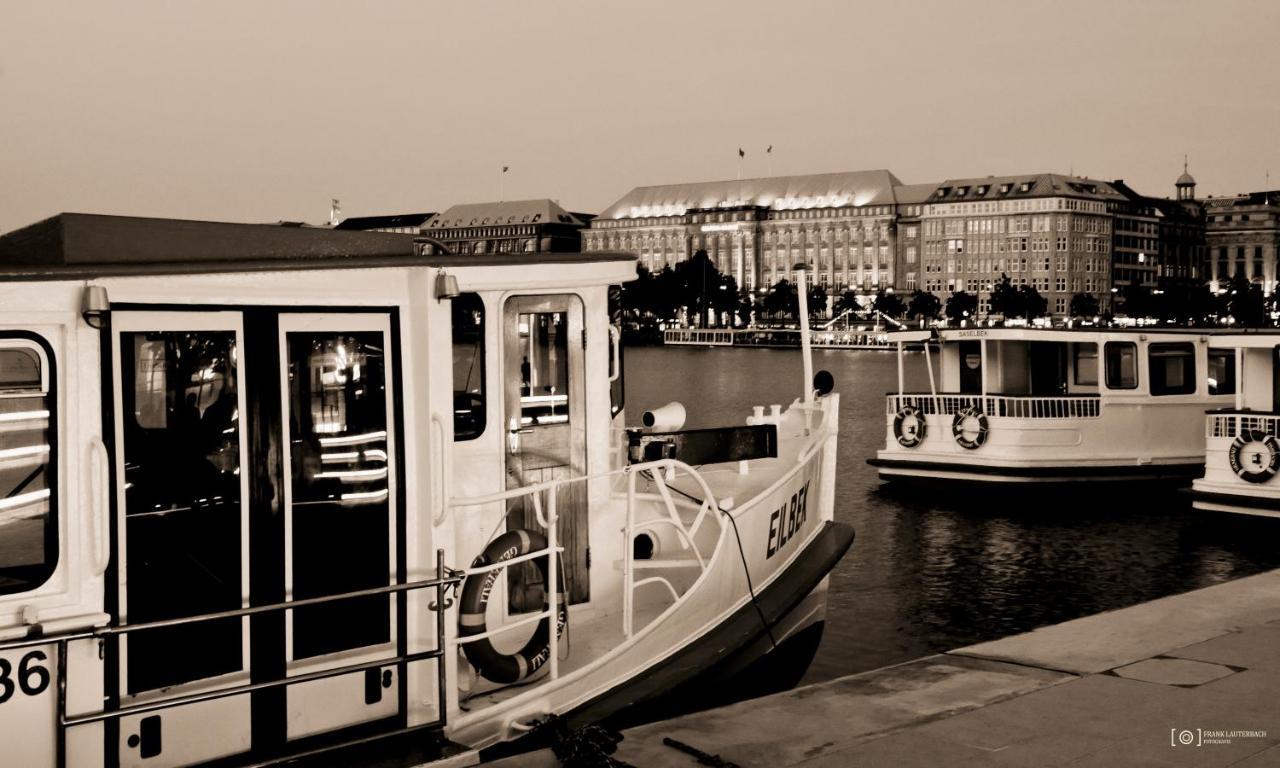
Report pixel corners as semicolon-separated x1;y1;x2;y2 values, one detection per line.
1206;411;1280;439
446;457;727;690
663;328;736;346
886;393;1102;419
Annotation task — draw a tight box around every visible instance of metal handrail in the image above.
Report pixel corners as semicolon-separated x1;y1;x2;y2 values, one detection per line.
9;551;463;768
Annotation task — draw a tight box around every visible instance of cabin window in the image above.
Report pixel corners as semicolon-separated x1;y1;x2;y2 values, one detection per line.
1148;343;1196;396
609;284;625;417
0;339;57;595
1073;343;1098;386
286;331;392;659
1104;342;1138;389
1207;349;1236;396
518;312;571;426
452;293;486;440
120;331;242;692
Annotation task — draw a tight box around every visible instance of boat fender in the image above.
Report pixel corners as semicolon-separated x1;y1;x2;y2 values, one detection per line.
1228;430;1280;484
951;406;989;450
458;529;568;684
892;405;926;448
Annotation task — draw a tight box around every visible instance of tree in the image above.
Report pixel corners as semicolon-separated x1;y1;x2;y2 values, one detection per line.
762;279;798;322
1222;270;1268;327
872;289;906;318
1069;292;1099;319
988;274;1019;317
669;250;737;327
945;291;978;323
833;290;864;317
906;290;941;321
1019;285;1048;320
806;283;829;319
1119;282;1153;318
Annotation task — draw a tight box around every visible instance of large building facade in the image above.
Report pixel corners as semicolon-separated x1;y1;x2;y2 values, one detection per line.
1204;189;1280;292
415;198;591;256
592;168;1275;318
585;171;908;295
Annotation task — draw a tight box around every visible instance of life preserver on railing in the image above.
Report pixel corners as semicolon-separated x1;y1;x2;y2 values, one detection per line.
458;529;568;684
1228;430;1280;484
893;405;927;448
951;406;989;450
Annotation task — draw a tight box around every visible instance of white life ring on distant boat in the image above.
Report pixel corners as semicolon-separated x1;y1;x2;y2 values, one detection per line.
1228;430;1280;484
893;406;927;448
951;406;989;450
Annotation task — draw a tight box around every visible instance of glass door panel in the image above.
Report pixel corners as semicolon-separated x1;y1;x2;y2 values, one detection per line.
279;314;399;740
112;312;251;768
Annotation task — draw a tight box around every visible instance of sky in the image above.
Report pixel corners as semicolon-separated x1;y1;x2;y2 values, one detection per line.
2;0;1278;233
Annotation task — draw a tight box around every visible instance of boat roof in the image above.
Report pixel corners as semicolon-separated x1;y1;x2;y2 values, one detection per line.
1204;331;1280;349
885;326;1233;343
0;213;634;281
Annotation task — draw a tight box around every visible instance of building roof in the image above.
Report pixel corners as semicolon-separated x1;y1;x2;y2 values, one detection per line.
892;182;939;206
335;212;434;230
0;213;633;281
1176;171;1196;186
423;199;585;230
924;174;1128;204
598;170;904;220
1204;191;1280;209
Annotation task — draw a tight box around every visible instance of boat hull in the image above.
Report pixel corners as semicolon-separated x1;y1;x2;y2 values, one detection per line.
869;456;1204;484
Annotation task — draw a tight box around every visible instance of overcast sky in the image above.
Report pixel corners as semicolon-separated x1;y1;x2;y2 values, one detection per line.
2;0;1277;233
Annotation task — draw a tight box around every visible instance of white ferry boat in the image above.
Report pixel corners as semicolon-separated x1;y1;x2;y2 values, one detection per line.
869;326;1234;483
0;214;852;767
1190;332;1280;517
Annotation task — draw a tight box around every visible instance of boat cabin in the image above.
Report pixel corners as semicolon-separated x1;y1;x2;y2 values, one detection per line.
1191;332;1280;517
871;327;1234;483
0;214;850;767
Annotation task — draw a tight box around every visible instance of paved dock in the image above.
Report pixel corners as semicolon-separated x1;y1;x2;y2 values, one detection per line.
490;568;1280;766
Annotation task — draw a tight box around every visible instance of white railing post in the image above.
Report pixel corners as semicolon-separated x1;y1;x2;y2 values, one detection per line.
547;485;559;681
623;470;636;639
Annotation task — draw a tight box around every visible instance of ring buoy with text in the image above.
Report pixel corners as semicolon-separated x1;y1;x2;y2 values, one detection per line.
893;405;927;448
951;406;989;450
458;529;568;684
1228;430;1280;484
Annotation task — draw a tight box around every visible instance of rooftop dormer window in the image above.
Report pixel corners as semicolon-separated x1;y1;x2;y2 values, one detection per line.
999;183;1012;194
976;185;988;195
956;186;969;197
1018;182;1032;193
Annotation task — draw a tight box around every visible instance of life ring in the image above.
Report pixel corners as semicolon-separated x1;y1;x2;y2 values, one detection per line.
951;406;989;450
893;405;927;448
458;529;568;684
1228;430;1280;484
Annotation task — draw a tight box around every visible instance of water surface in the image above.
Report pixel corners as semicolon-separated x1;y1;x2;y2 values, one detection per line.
624;346;1280;684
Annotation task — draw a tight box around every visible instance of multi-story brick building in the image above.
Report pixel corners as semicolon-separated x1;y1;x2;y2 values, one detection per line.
915;174;1122;316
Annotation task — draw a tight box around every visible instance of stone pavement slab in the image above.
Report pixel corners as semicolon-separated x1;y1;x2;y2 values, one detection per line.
952;569;1280;675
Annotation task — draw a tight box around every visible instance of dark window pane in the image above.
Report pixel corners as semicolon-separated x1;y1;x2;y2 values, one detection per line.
1104;342;1138;389
0;341;56;595
122;331;242;693
452;293;486;441
1149;343;1196;396
287;332;392;659
1208;350;1236;396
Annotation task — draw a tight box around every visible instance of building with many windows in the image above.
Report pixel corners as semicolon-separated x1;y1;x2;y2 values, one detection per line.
415;199;591;256
915;174;1125;316
586;171;907;295
1203;189;1280;292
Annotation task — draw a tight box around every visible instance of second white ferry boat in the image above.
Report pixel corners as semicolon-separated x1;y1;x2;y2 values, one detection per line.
1190;332;1280;517
869;326;1235;484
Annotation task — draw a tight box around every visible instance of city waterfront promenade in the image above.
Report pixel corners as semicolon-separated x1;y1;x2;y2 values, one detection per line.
492;568;1280;766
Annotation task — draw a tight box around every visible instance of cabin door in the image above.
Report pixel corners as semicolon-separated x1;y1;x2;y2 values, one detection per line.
503;295;589;607
111;310;402;767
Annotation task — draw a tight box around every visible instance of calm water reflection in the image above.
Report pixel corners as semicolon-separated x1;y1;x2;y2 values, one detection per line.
624;345;1280;684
